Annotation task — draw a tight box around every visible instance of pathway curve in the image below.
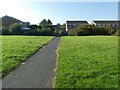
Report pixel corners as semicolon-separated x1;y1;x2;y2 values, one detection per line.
2;37;60;88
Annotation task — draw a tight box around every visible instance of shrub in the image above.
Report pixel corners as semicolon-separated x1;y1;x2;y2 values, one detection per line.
2;27;10;35
10;23;22;35
68;25;115;36
114;29;120;36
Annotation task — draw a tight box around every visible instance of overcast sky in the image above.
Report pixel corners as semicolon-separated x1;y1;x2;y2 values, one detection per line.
0;0;119;25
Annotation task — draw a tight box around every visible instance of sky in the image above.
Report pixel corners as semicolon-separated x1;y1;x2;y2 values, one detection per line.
0;0;119;25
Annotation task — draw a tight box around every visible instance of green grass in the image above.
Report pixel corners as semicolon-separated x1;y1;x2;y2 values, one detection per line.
55;36;118;88
2;36;54;78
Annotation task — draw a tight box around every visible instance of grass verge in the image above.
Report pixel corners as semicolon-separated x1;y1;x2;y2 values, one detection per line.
55;36;118;88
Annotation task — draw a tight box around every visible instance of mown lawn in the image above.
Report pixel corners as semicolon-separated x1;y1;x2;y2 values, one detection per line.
55;36;118;88
2;36;54;78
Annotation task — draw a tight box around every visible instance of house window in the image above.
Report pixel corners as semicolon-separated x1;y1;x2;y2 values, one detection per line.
71;24;73;27
97;24;101;26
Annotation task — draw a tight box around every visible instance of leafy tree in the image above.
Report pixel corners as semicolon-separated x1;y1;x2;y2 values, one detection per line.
47;19;52;25
39;19;47;27
29;24;39;30
56;23;60;26
10;23;22;35
53;23;67;36
60;23;66;31
2;27;10;35
38;19;54;36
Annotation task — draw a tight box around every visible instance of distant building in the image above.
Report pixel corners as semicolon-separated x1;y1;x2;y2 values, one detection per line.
1;15;30;28
92;20;120;28
52;23;61;30
66;20;89;31
23;22;30;27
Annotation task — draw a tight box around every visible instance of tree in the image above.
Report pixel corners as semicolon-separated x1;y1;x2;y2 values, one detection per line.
2;27;10;35
60;23;66;31
39;19;47;27
10;23;22;35
56;23;60;26
53;23;67;36
38;19;54;36
47;19;52;25
29;24;39;30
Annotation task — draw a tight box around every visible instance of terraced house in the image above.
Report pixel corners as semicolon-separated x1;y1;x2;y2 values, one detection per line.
66;20;89;31
92;20;120;27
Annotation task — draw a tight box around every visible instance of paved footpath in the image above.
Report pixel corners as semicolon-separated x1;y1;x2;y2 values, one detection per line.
2;37;60;88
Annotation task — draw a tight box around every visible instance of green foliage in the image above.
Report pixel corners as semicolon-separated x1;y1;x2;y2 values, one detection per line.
60;23;66;31
39;19;47;27
38;19;55;36
113;28;120;36
10;23;22;35
47;19;52;25
29;24;39;30
55;36;118;88
2;19;55;36
59;30;67;36
68;25;119;36
2;27;10;35
2;36;54;78
54;23;67;36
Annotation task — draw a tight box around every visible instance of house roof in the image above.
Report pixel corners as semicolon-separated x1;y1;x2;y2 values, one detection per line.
2;15;24;23
52;25;58;28
2;15;30;27
93;20;120;24
66;20;89;25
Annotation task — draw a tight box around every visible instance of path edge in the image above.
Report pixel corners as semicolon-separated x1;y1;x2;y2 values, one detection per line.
53;36;61;88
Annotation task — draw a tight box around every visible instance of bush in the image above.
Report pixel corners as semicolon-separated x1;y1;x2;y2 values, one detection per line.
2;27;10;35
10;23;22;35
68;25;115;36
114;29;120;36
68;29;76;36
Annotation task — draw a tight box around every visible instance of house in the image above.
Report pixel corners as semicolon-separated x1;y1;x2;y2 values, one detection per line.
52;23;61;30
23;22;30;27
66;20;89;31
52;25;59;30
1;15;30;28
92;20;120;28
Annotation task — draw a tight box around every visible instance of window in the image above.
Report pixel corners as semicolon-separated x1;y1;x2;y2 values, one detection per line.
71;24;73;27
97;24;101;26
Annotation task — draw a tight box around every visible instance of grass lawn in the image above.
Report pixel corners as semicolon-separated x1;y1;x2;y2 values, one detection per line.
1;36;54;78
55;36;118;88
